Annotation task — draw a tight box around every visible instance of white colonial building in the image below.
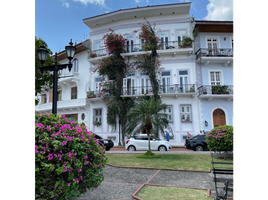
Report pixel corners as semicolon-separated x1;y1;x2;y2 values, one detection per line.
35;2;233;146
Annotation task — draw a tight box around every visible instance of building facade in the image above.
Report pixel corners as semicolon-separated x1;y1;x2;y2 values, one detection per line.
194;21;233;132
35;3;233;146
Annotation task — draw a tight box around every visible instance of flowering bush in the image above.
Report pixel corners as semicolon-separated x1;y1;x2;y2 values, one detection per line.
103;29;126;55
205;125;233;152
35;112;107;199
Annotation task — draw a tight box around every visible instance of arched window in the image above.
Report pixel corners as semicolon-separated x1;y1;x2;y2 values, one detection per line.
72;59;78;73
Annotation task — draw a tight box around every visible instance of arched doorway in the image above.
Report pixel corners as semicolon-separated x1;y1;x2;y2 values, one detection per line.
213;109;226;127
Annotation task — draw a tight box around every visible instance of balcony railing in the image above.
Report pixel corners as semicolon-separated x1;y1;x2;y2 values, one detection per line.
121;84;195;96
123;41;192;53
88;48;108;59
87;90;102;98
195;48;233;60
198;85;233;96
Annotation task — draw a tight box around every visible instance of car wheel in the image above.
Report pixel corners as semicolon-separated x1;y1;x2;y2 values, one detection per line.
158;145;167;151
195;145;204;151
105;148;110;151
128;146;136;151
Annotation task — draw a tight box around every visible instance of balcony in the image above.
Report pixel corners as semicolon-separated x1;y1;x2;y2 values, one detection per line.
87;48;109;64
121;84;195;98
121;41;193;58
86;90;102;102
35;98;88;113
195;48;233;66
198;85;233;101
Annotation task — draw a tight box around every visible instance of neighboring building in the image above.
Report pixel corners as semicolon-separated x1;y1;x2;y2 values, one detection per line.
194;20;233;132
35;3;233;146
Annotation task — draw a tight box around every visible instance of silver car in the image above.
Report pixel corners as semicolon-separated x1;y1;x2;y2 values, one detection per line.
125;135;172;151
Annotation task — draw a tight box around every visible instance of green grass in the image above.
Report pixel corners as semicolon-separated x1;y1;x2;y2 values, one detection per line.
106;154;233;171
137;185;212;200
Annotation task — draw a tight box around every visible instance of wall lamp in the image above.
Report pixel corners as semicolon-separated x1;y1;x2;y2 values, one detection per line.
205;121;208;127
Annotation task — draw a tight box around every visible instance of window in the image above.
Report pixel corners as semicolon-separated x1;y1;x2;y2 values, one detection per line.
207;38;218;56
210;72;221;85
71;87;77;99
178;70;188;92
159;31;169;50
140;73;151;94
181;105;192;122
41;94;47;104
107;136;116;141
58;90;61;101
95;77;102;93
72;59;78;73
81;113;85;121
176;30;186;46
93;109;102;123
125;35;134;52
123;74;135;95
94;40;102;56
162;71;171;93
162;105;173;122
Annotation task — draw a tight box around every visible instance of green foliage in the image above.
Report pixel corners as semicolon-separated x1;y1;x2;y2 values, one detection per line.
125;97;172;151
35;37;55;105
35;113;107;199
136;151;160;158
205;125;233;152
182;36;193;47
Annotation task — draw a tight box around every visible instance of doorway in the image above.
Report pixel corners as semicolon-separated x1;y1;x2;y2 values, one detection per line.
213;109;226;127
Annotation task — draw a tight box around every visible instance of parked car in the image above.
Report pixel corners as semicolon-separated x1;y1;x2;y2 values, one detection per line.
125;135;172;151
93;133;114;151
184;134;208;151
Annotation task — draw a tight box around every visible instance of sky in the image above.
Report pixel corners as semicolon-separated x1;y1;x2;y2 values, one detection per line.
35;0;233;54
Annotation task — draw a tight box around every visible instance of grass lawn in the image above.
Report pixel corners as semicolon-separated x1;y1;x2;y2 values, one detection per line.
106;154;233;171
137;185;212;200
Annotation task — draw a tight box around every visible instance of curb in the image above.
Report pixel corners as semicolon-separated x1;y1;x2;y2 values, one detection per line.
132;184;233;200
107;163;212;173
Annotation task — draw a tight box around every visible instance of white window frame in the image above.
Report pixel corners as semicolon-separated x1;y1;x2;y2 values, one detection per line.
72;59;78;73
180;105;192;122
175;29;187;46
208;70;224;85
162;105;173;122
159;30;170;50
95;77;102;93
123;74;136;95
93;109;102;123
94;40;103;56
178;70;189;93
205;36;220;48
161;71;171;93
125;34;135;53
230;37;233;49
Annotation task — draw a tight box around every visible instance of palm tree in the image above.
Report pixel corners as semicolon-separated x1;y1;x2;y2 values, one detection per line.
125;97;172;152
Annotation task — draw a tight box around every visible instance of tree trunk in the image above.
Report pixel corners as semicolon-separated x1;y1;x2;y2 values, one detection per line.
147;130;151;152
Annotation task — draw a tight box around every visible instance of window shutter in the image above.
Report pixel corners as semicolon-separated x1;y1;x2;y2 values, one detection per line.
49;92;53;102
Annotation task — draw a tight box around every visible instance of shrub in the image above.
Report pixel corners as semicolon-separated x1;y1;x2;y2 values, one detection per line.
206;125;233;152
35;113;107;199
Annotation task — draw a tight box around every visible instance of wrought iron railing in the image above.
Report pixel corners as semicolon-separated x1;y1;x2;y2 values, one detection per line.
123;41;193;53
88;48;108;59
86;90;102;98
195;48;233;60
121;84;195;96
198;85;233;95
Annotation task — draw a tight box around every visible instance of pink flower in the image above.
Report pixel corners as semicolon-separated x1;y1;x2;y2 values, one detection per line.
67;183;70;187
73;179;76;181
95;185;98;189
84;155;88;159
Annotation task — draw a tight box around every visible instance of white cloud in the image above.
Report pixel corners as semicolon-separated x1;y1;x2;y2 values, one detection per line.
72;0;105;6
204;0;233;21
62;2;70;8
135;0;149;4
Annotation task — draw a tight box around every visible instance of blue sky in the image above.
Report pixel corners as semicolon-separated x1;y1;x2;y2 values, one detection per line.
35;0;233;54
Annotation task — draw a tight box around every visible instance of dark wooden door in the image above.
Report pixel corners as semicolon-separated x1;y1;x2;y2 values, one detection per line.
213;109;226;127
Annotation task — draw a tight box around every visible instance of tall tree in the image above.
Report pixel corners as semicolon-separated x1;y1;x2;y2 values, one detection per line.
125;97;172;152
35;37;55;105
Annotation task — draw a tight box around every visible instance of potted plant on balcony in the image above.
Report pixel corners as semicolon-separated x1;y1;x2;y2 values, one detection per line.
93;121;101;127
226;88;232;94
87;91;96;98
203;87;207;94
181;36;193;48
89;52;97;58
189;85;195;92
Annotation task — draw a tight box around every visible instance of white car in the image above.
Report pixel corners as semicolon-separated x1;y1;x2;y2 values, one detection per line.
125;135;172;151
